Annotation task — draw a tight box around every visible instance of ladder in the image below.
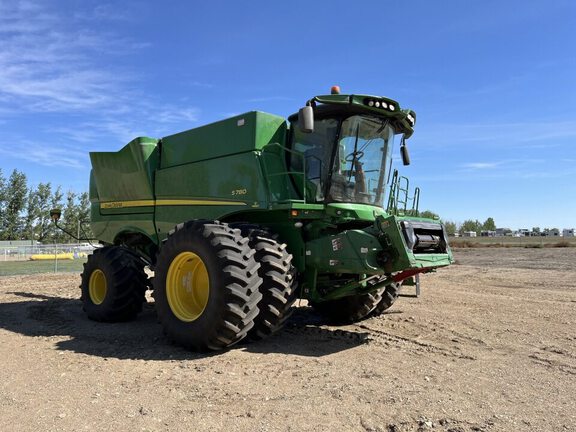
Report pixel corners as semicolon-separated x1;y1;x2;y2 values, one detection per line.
386;170;420;216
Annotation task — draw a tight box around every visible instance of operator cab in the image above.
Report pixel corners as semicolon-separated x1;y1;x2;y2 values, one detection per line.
287;104;402;208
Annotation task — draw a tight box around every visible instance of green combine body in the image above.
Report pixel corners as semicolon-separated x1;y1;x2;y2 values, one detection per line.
81;89;453;351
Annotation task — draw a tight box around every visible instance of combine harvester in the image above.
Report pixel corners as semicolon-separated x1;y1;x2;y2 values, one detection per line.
51;86;453;351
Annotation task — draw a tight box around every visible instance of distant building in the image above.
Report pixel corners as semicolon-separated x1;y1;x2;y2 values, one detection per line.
463;231;477;238
495;228;512;237
544;228;560;237
481;230;496;237
563;229;575;237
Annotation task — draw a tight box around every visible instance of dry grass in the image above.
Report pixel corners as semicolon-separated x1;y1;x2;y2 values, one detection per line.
0;258;86;276
547;240;572;248
450;237;576;248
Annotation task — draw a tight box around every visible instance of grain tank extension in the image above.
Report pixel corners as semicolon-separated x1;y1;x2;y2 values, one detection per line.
83;88;453;350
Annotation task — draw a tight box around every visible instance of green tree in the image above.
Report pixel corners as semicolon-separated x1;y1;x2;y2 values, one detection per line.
482;217;496;231
1;169;28;240
22;182;59;242
460;219;482;235
49;186;64;242
0;171;91;243
31;183;57;242
77;191;93;239
55;190;93;242
61;190;78;243
24;188;37;240
51;186;64;210
443;220;457;236
419;210;440;219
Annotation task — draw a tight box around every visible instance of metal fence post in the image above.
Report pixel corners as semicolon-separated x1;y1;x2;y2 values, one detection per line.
54;243;58;273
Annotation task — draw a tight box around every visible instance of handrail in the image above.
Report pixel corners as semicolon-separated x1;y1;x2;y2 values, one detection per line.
386;169;421;216
411;187;421;216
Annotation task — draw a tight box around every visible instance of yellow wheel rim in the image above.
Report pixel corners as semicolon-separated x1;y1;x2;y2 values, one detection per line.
166;252;210;322
89;269;107;305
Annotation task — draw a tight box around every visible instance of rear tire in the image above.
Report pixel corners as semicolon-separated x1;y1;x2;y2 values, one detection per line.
231;225;297;340
80;246;148;322
153;220;262;351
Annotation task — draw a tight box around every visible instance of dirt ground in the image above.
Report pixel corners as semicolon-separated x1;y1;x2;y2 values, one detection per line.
0;248;575;432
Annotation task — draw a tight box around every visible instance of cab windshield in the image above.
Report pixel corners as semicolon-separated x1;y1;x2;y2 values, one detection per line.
289;114;396;207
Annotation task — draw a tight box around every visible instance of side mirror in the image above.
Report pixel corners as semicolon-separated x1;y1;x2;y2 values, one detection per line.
401;144;411;166
50;208;62;222
298;106;314;133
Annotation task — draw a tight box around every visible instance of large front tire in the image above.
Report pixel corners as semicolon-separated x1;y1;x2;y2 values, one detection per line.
80;246;148;322
153;220;262;351
231;226;297;340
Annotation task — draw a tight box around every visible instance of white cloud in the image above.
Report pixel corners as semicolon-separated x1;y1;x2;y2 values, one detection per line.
418;120;576;149
462;162;500;170
415;156;574;183
0;141;88;169
0;2;131;114
187;81;215;89
0;2;168;116
0;0;204;168
154;107;200;125
45;104;201;151
73;4;131;22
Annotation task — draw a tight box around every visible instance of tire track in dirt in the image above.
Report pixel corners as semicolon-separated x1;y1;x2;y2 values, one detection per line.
284;322;370;345
356;323;477;360
529;346;576;376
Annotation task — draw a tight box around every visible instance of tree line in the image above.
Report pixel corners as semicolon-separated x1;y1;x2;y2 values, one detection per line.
419;211;496;236
0;168;92;243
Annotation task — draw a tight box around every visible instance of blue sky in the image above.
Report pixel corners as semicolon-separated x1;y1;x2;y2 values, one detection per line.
0;0;574;229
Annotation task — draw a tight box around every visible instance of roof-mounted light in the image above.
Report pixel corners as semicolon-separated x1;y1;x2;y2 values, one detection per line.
406;112;416;126
363;98;396;112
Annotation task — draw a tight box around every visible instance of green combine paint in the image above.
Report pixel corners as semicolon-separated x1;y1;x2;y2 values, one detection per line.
82;88;453;351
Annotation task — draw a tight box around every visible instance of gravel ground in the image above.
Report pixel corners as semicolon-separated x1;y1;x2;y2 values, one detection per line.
0;248;575;432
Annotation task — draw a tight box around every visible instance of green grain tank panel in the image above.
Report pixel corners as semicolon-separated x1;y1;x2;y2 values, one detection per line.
154;111;287;239
160;111;286;168
154;151;268;236
89;137;159;206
